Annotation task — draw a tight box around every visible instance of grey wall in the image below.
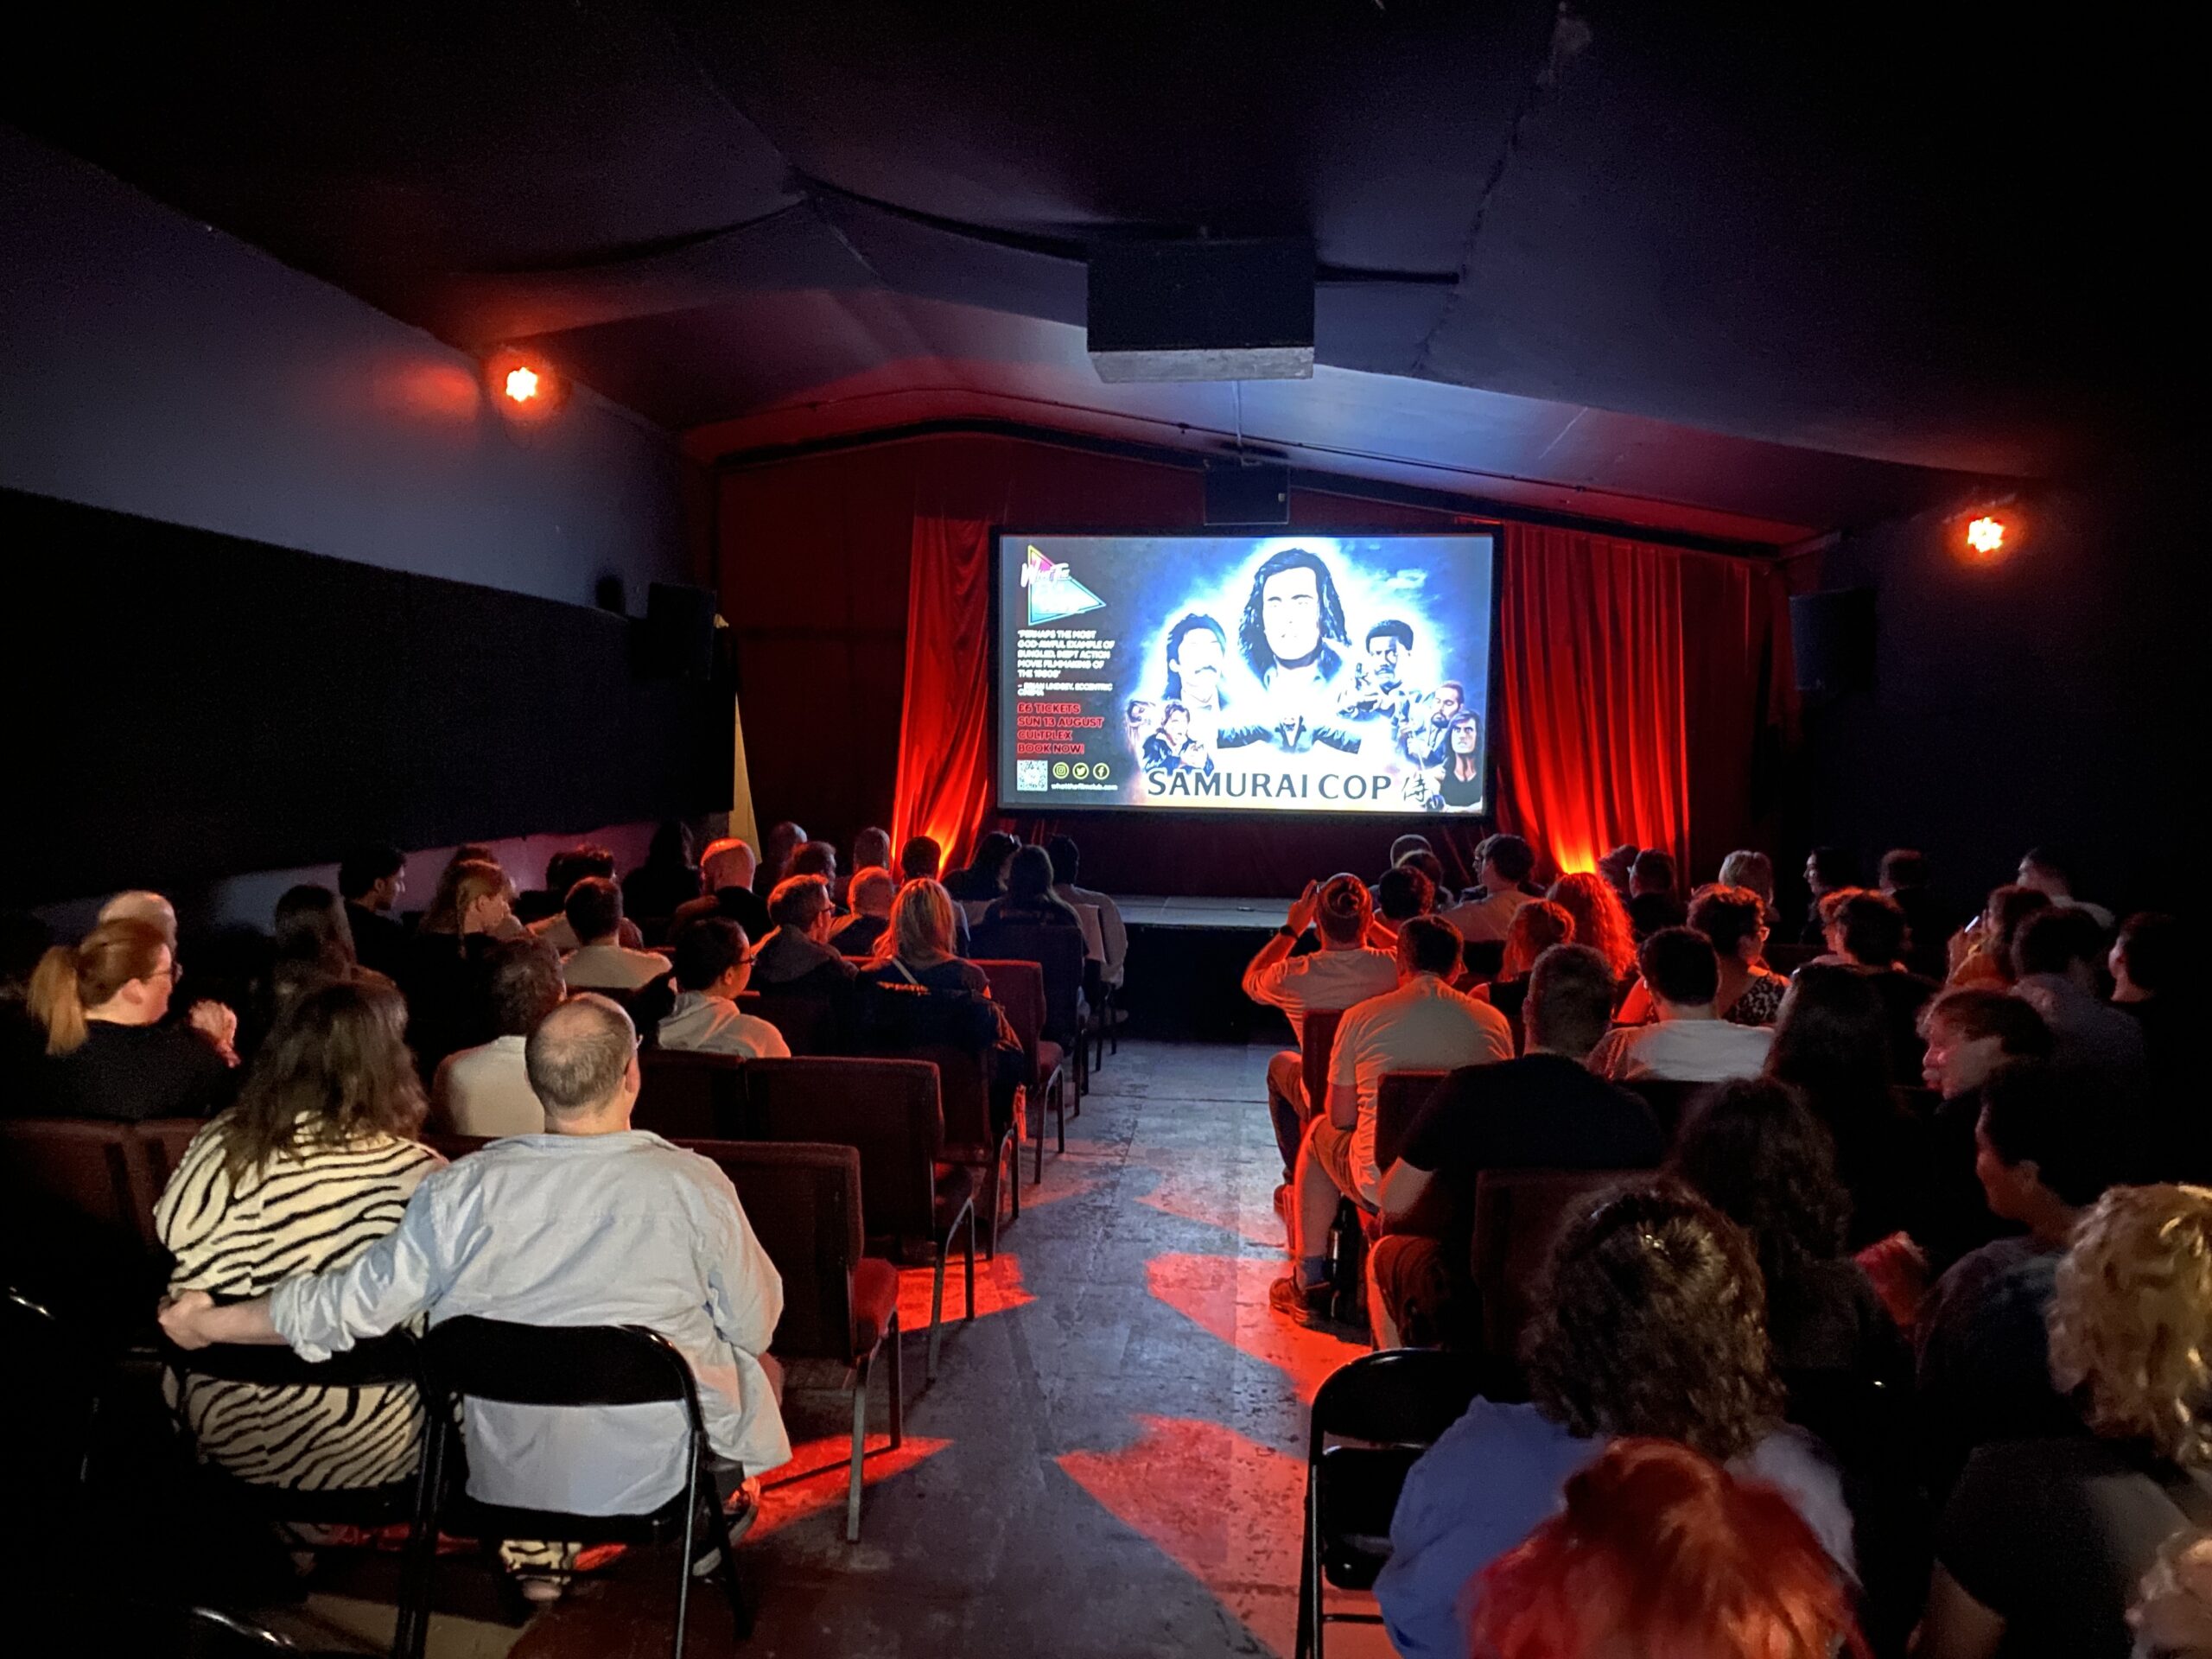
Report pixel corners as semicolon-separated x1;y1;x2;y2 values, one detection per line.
1792;436;2196;921
0;124;684;607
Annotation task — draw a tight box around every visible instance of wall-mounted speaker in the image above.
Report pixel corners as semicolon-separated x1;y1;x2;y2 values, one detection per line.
1789;588;1876;697
1204;460;1290;525
645;582;719;683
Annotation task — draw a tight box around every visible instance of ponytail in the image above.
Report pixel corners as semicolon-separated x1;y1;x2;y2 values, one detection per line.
28;945;89;1055
26;918;170;1055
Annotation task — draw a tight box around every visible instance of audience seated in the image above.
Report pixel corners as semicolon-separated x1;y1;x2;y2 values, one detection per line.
1918;1182;2211;1659
849;826;893;895
1878;848;1954;982
657;918;790;1059
1765;964;1913;1246
1798;846;1860;946
1376;1183;1854;1659
1596;843;1640;904
671;836;774;945
753;874;860;998
788;839;843;912
1948;883;2052;988
830;868;897;957
1372;864;1437;948
1546;871;1637;989
159;995;793;1571
1589;929;1774;1083
899;836;943;883
1626;849;1689;941
621;820;702;925
1271;916;1511;1325
1670;1078;1906;1389
1442;834;1537;944
264;883;391;1029
30;918;237;1120
401;858;514;1070
2109;911;2177;1055
1398;849;1452;905
2011;906;2146;1075
1814;887;1940;1081
1241;874;1400;1184
1718;848;1778;930
1916;988;2056;1268
944;830;1020;908
433;938;564;1135
1468;1438;1870;1659
983;844;1084;931
554;876;671;994
155;979;441;1486
1916;1060;2120;1483
2015;844;2116;930
1618;883;1787;1027
859;878;988;995
2129;1529;2212;1659
527;845;648;950
1468;898;1573;1047
1049;834;1128;993
753;819;806;896
1372;944;1662;1348
337;842;410;977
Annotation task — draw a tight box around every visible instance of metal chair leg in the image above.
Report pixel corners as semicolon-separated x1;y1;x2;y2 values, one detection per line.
927;1239;949;1379
672;1439;702;1659
887;1312;905;1450
846;1357;868;1543
964;1204;978;1322
1306;1462;1327;1659
396;1410;448;1659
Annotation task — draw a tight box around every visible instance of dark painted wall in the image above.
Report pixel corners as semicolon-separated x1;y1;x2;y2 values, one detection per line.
1792;438;2196;922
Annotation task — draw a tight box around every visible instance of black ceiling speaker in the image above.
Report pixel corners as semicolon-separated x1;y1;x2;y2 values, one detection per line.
1789;588;1876;697
1204;459;1291;525
645;582;719;683
1087;238;1314;382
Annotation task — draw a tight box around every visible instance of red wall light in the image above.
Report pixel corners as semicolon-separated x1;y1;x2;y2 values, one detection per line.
484;349;565;418
1957;510;2018;565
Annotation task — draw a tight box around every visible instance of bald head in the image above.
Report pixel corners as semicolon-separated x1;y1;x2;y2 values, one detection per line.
701;836;756;892
525;995;638;1122
99;890;177;945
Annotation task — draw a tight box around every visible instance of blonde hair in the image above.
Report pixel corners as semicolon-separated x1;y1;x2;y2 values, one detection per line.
2048;1183;2212;1468
423;859;510;934
880;878;958;967
27;918;170;1055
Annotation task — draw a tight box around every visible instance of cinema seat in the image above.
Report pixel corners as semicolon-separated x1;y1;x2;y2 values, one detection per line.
969;923;1087;1095
636;1048;749;1141
747;993;840;1056
1372;1071;1447;1175
973;957;1065;1188
1471;1168;1637;1389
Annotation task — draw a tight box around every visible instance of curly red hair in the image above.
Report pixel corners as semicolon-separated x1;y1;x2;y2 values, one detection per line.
1470;1439;1866;1659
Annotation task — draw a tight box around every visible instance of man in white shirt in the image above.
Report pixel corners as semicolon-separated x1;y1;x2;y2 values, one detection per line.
1242;874;1402;1182
433;938;564;1136
1441;834;1538;944
558;877;672;994
1272;917;1513;1326
658;918;791;1059
1589;928;1774;1084
159;994;791;1554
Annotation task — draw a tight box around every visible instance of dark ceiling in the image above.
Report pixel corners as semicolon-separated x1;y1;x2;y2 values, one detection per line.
3;2;2195;543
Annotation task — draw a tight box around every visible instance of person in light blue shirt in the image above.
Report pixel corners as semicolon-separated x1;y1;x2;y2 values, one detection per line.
1374;1183;1855;1659
159;993;791;1529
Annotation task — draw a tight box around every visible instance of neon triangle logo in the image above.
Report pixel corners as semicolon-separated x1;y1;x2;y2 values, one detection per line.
1021;544;1105;625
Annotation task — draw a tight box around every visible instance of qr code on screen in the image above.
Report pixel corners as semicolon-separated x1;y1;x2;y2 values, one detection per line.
1017;760;1049;790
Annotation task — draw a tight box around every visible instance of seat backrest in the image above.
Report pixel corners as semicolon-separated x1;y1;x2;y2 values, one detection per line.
683;1140;861;1363
747;993;838;1056
636;1047;748;1141
1621;1077;1707;1140
166;1326;422;1390
1309;1348;1484;1452
967;924;1084;1042
741;1057;942;1243
423;1316;691;1408
0;1117;148;1246
1373;1071;1448;1174
972;959;1046;1079
1300;1007;1344;1112
1471;1168;1637;1368
1763;941;1815;974
134;1117;206;1199
892;1041;998;1157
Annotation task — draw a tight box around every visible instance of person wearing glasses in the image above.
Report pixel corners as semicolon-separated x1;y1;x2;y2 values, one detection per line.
656;918;790;1058
27;916;238;1120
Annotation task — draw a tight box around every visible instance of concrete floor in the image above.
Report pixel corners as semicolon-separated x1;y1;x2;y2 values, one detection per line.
270;1039;1397;1658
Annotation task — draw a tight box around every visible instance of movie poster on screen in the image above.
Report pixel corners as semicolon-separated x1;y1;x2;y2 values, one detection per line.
996;533;1496;817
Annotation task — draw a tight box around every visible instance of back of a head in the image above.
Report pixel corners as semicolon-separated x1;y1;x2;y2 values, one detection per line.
1716;849;1776;906
1006;844;1056;901
448;844;499;873
2020;845;2075;893
486;938;567;1035
1670;1077;1850;1281
768;874;832;932
1984;883;2053;959
1399;849;1449;897
1878;848;1931;892
671;917;747;993
1389;834;1433;867
29;918;169;1054
337;842;405;902
762;821;806;874
273;884;354;966
1640;927;1720;1009
1523;944;1617;1059
1688;885;1765;961
1548;872;1635;978
1768;964;1891;1094
427;859;508;932
849;867;897;917
525;995;635;1116
1831;888;1908;967
889;878;957;963
1396;914;1463;978
1524;1182;1780;1459
972;831;1020;880
699;836;756;893
98;889;178;944
1502;898;1574;976
2115;912;2180;995
1630;849;1678;896
1471;1438;1868;1659
899;836;943;881
2013;905;2107;980
1046;834;1081;887
563;874;624;944
1979;1059;2121;1208
1377;865;1434;923
1920;987;2053;1059
545;844;617;899
2048;1182;2212;1468
1485;834;1536;886
789;839;838;880
853;826;893;871
222;979;423;1180
1314;874;1372;946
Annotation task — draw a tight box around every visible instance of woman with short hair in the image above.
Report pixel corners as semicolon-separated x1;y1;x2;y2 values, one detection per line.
862;879;988;995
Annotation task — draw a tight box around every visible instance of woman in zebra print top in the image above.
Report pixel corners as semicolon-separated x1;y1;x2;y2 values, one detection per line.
155;977;442;1490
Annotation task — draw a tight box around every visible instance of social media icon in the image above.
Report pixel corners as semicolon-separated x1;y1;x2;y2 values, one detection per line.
1052;762;1070;779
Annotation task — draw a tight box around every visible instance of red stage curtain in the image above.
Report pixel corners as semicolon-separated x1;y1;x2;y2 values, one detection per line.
1495;524;1787;880
890;515;995;869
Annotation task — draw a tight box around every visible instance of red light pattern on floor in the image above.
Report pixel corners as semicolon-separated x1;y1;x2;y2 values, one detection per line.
755;1433;952;1540
1145;1252;1367;1403
1130;1180;1286;1251
894;1250;1034;1332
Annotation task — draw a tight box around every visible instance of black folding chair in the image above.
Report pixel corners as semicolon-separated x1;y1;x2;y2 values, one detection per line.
159;1329;432;1659
402;1318;750;1659
1298;1349;1483;1659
